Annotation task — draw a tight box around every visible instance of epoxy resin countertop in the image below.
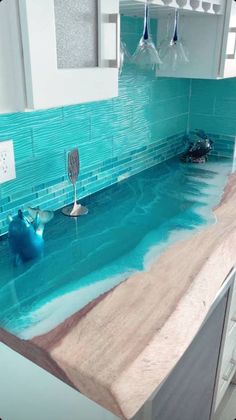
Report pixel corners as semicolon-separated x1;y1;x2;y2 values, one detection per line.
1;156;236;419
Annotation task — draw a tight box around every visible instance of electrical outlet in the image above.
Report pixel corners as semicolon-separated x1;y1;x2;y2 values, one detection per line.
0;140;16;184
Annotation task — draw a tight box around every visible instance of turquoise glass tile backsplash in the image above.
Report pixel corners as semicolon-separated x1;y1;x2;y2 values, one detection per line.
1;16;236;235
189;78;236;137
0;16;190;235
189;78;236;159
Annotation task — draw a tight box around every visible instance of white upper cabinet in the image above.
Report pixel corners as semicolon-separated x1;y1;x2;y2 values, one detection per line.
0;1;26;113
1;0;236;114
156;11;224;79
19;0;119;109
121;0;236;80
0;0;119;113
219;0;236;77
156;0;236;79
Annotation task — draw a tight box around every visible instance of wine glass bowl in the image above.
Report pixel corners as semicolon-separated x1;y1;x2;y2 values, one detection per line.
133;38;162;69
190;0;200;10
212;3;221;13
159;9;189;71
202;1;211;12
132;3;162;70
176;0;187;8
162;0;173;5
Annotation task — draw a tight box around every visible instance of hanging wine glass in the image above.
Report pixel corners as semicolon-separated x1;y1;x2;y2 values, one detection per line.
132;2;162;70
160;9;189;71
119;40;131;75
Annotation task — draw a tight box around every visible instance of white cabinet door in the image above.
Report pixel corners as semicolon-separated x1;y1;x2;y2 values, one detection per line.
0;0;26;113
157;2;236;80
19;0;119;110
157;13;224;79
219;0;236;77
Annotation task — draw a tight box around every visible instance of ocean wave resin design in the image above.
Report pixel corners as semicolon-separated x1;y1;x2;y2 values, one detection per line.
0;157;233;339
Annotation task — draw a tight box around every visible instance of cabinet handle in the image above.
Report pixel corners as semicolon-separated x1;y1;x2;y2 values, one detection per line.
222;358;236;381
226;27;236;59
99;10;120;69
108;13;120;68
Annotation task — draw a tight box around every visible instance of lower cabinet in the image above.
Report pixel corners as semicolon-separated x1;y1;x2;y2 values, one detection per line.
134;270;236;420
151;290;228;420
214;269;236;410
133;269;236;420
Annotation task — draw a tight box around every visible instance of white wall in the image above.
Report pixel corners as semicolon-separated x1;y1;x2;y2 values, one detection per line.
0;343;118;420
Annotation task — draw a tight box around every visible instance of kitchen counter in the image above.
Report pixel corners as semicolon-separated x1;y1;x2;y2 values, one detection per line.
1;157;236;419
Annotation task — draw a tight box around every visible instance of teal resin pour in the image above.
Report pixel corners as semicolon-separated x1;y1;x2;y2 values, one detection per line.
0;156;233;339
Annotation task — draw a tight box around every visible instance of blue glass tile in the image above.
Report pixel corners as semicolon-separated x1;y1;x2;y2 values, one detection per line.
32;117;90;155
0;107;63;131
0;196;10;205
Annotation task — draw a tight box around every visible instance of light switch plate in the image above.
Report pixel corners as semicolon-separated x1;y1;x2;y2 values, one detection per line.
0;140;16;184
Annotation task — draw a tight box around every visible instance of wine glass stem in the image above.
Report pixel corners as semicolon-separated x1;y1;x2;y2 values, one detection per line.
143;3;150;40
173;9;179;42
73;183;77;205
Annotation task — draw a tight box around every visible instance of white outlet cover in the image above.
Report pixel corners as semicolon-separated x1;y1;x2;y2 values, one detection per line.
0;140;16;184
